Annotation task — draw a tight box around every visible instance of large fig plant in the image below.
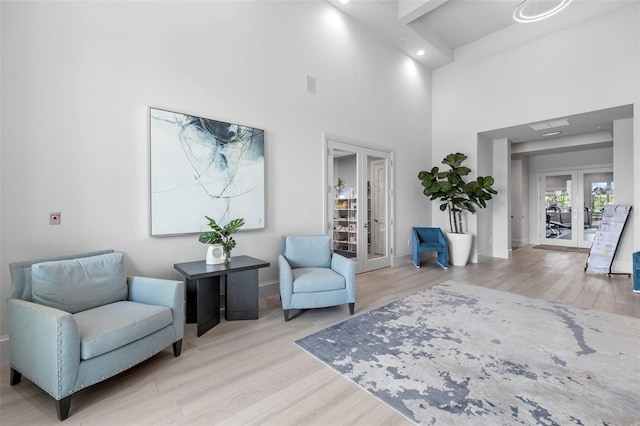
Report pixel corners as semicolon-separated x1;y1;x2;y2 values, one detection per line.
418;152;497;234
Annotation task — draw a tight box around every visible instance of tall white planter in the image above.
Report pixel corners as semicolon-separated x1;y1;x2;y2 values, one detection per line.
446;232;473;266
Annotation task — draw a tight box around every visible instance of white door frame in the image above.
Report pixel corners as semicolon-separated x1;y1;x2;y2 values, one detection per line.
323;133;395;273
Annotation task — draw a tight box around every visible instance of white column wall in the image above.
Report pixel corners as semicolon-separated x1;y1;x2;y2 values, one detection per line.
510;158;529;248
613;118;635;272
492;138;510;259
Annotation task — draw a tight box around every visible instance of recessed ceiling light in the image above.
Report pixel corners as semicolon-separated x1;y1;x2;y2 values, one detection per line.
542;131;562;137
417;50;425;56
339;0;350;3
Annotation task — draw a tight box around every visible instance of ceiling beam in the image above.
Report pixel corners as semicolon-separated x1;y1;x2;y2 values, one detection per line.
398;0;449;25
328;0;453;68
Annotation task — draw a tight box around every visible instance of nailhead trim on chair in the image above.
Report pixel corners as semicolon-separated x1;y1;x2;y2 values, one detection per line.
9;300;66;399
10;300;179;400
57;319;63;394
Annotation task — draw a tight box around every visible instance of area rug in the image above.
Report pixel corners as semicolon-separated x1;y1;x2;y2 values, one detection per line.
295;281;640;425
533;244;591;254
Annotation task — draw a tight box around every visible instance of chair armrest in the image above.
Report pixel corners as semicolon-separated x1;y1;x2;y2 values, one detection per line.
331;253;356;300
278;255;293;306
437;228;448;247
7;299;80;399
412;227;420;243
128;276;184;340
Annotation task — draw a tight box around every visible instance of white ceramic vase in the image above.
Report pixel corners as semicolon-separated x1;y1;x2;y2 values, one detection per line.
206;244;225;265
446;232;473;266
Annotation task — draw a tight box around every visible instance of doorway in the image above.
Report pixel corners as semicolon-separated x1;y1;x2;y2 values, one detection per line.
541;168;613;248
324;135;394;273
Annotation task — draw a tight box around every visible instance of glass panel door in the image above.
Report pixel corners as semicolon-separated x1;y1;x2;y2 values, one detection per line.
330;147;359;262
326;137;393;274
363;149;391;272
542;171;578;246
580;169;614;248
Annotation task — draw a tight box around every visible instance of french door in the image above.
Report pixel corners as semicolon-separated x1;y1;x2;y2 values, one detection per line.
541;168;613;248
325;135;394;273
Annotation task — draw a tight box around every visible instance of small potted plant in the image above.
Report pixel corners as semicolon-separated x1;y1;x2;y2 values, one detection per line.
199;216;245;264
418;152;497;265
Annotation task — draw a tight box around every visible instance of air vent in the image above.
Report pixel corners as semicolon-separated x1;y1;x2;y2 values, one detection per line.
528;118;570;132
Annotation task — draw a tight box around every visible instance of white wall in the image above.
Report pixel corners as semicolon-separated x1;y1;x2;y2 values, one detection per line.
0;1;432;363
432;3;639;263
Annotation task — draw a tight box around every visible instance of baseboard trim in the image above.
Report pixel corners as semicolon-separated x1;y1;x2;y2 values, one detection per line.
611;260;632;275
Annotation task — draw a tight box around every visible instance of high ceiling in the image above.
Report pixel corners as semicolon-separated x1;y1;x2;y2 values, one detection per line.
328;0;636;151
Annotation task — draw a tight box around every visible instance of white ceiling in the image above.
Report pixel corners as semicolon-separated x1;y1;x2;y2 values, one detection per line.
328;0;636;152
329;0;635;69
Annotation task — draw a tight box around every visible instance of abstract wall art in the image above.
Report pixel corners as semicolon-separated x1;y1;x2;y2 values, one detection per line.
150;108;265;235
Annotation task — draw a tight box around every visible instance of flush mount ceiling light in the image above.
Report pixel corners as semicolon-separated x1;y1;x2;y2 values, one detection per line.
513;0;573;23
416;50;425;56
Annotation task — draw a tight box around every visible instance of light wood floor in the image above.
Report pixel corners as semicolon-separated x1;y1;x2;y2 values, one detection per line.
1;246;638;425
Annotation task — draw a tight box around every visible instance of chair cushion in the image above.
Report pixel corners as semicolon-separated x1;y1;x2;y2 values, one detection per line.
292;268;346;293
418;242;447;251
31;252;128;313
284;235;332;268
73;301;173;360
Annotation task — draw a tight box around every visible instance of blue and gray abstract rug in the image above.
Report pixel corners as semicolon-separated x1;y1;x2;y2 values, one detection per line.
295;281;640;425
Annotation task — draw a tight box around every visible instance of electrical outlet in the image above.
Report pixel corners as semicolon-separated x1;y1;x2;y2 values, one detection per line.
49;212;61;225
407;239;410;246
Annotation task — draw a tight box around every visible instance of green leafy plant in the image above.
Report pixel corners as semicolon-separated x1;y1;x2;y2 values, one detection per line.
198;217;245;261
418;152;497;234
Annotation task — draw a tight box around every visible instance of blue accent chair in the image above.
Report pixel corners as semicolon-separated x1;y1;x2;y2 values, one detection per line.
412;227;448;269
633;251;640;293
279;235;355;321
7;250;184;421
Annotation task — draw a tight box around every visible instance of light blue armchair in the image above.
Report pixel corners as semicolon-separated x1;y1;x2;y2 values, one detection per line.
279;235;355;321
412;227;449;269
7;250;184;421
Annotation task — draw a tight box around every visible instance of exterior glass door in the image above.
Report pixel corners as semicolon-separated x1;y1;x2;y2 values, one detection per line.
542;171;578;246
580;169;614;248
541;168;613;248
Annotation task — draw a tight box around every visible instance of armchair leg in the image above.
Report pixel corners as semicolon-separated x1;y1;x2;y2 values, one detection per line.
349;303;355;315
283;310;290;321
10;368;22;385
56;395;72;421
173;339;183;357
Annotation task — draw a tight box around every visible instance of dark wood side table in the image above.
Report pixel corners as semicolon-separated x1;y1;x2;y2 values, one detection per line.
174;255;270;337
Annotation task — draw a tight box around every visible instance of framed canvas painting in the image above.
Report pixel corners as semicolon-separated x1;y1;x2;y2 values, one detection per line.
150;107;265;235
